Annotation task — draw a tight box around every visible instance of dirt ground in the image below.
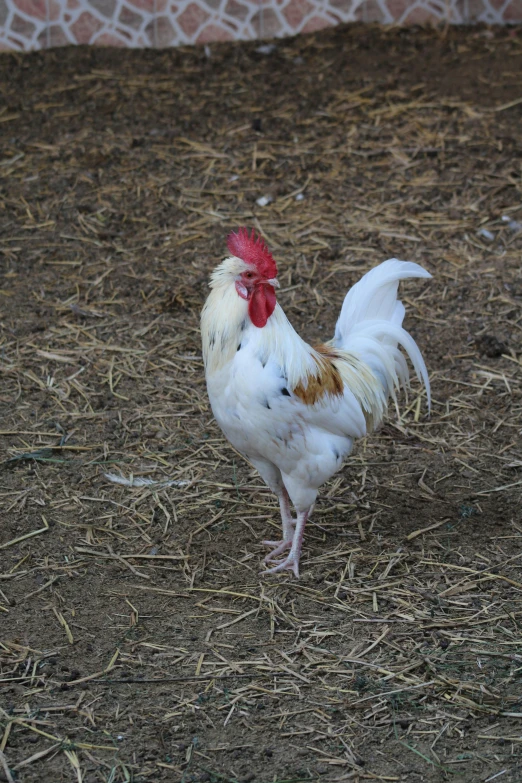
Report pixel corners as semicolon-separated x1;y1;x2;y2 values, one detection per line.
1;23;522;783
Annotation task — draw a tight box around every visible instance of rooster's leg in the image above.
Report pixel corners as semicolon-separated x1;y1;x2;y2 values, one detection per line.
262;488;295;561
262;507;310;578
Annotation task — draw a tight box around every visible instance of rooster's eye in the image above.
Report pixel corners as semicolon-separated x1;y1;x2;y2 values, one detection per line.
245;272;254;278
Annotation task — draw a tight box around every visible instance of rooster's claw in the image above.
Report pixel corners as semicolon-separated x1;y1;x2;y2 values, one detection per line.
262;539;293;562
261;554;300;578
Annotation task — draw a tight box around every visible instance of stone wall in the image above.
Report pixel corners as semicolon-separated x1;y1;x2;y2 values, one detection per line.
0;0;521;51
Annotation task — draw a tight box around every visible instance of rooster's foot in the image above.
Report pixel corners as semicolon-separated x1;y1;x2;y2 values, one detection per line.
262;507;309;578
261;553;300;579
262;539;293;561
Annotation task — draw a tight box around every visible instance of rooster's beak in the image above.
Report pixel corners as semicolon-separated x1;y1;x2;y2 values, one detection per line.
268;278;280;288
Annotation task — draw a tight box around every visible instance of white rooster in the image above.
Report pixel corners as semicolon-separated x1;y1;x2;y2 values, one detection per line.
201;229;431;577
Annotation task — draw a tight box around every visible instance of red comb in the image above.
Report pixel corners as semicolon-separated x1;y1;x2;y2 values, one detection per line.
227;228;278;280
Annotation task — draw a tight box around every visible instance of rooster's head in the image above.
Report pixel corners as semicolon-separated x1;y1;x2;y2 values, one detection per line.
210;228;279;328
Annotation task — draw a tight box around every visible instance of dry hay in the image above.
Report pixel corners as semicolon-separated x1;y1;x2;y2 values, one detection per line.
0;23;522;783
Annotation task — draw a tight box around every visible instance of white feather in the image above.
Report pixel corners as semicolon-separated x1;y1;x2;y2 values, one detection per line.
104;472;189;488
333;259;432;408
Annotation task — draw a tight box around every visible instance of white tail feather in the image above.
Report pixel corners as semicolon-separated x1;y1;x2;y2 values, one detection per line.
333;259;431;409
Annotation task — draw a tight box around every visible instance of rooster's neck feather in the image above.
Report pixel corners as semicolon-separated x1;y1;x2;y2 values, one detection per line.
201;276;317;385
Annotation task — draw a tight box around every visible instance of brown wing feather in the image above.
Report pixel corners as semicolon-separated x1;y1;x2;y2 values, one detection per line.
292;343;344;405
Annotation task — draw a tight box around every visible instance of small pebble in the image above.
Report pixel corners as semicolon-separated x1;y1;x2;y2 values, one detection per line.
256;195;273;207
256;44;276;54
502;214;522;232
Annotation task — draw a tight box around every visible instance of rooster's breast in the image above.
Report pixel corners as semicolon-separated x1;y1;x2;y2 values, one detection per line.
206;344;353;489
206;347;299;461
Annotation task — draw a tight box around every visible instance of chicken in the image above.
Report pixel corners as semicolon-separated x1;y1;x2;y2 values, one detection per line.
201;228;431;577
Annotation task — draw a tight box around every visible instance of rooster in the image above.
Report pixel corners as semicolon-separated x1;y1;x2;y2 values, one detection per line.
201;229;431;577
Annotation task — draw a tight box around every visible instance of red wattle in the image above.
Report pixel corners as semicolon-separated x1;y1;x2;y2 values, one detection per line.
248;284;276;328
